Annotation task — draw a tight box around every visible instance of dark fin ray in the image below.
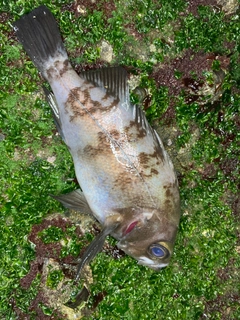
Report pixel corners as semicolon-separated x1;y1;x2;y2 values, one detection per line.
153;128;172;164
133;104;151;134
133;104;169;163
13;5;67;73
65;285;89;309
75;223;119;282
81;67;129;107
52;189;93;215
42;86;65;141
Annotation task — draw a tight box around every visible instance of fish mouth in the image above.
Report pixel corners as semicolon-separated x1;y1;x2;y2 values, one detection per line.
122;220;138;236
138;257;169;270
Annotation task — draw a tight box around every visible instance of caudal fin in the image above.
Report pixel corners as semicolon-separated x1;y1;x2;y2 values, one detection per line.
14;5;67;76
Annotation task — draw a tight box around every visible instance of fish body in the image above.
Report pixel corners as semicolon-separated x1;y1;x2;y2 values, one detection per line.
14;6;180;273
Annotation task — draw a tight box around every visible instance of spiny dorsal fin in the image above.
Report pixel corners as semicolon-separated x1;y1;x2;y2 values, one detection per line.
52;189;93;215
133;104;170;164
80;67;129;107
133;104;152;134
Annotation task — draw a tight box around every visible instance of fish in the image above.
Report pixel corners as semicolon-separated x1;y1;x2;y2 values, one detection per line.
14;5;180;280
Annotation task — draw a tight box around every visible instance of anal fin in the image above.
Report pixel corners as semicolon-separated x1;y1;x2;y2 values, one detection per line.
43;86;65;142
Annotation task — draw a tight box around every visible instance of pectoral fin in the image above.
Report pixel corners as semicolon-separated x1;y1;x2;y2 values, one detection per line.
65;285;89;309
52;189;93;215
75;222;119;282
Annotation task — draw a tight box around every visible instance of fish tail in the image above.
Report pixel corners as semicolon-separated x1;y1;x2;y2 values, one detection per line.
13;5;68;77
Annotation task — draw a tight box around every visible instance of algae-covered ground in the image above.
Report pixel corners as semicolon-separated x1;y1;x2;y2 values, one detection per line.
0;0;240;319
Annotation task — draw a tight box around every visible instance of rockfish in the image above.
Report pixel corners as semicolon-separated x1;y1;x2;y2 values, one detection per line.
14;6;180;280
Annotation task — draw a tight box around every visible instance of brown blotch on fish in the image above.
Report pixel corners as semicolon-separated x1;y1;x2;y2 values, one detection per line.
46;66;58;79
123;124;136;142
138;148;163;168
138;152;152;169
97;131;109;145
137;127;147;139
46;59;71;79
82;132;111;158
140;167;160;178
82;144;99;158
151;168;159;175
102;92;111;101
79;86;119;115
67;86;119;121
114;171;135;191
125;121;136;132
66;87;86;118
128;120;148;139
109;129;121;140
164;198;172;210
93;96;119;113
124;120;147;142
165;186;173;198
152;145;165;164
57;59;72;76
67;87;91;120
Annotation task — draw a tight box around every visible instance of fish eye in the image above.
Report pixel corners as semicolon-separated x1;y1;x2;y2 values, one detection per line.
148;244;168;259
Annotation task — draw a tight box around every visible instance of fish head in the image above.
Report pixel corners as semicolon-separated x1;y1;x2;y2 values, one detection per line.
112;206;180;270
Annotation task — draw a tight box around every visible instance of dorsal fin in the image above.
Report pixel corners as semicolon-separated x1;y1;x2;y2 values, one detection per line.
133;104;152;134
133;104;170;164
80;67;129;107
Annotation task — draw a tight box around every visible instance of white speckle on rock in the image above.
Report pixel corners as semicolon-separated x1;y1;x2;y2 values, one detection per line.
149;44;156;53
202;229;215;238
76;5;87;15
128;74;142;91
100;41;113;62
47;156;56;164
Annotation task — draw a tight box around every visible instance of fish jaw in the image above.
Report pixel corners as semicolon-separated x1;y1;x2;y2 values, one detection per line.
137;257;169;270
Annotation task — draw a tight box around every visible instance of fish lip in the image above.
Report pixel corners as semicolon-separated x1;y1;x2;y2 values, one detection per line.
138;258;169;270
122;220;139;237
